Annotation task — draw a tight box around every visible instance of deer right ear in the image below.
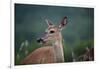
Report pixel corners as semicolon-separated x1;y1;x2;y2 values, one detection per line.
59;16;68;30
45;19;53;27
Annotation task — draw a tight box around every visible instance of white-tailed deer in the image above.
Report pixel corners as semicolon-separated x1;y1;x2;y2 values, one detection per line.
21;17;68;64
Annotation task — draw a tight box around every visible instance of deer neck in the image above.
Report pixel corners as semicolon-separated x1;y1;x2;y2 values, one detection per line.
53;33;64;62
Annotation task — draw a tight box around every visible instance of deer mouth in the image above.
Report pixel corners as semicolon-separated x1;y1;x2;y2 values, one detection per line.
37;38;47;44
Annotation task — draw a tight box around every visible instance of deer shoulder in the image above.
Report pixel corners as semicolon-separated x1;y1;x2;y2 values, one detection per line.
21;46;56;64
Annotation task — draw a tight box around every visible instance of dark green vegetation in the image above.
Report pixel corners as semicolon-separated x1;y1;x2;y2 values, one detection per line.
15;4;94;65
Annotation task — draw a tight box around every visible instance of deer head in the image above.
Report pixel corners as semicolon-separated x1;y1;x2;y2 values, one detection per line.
37;17;68;46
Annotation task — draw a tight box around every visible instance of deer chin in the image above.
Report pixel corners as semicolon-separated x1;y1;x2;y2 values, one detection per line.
40;40;55;46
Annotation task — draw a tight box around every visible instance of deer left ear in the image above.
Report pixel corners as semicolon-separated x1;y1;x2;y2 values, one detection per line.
45;19;53;27
59;16;68;30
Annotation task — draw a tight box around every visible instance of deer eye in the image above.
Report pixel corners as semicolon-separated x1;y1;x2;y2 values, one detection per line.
50;30;55;34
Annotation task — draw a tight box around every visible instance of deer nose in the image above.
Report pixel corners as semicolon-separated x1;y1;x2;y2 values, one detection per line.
37;38;44;43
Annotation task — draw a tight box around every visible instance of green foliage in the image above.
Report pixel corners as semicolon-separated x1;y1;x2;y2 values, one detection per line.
74;39;94;56
63;39;94;62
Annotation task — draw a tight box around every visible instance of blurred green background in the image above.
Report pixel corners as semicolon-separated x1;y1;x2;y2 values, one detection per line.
15;4;94;65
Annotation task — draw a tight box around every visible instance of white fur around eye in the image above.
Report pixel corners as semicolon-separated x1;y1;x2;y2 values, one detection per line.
50;29;55;31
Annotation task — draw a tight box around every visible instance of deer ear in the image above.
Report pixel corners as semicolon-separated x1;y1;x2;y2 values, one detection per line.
59;16;68;30
45;19;53;27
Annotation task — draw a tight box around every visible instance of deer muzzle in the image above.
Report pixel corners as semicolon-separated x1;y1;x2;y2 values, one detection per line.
37;38;44;43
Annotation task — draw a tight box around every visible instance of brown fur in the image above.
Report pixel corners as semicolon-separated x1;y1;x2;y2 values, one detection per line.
21;46;56;64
